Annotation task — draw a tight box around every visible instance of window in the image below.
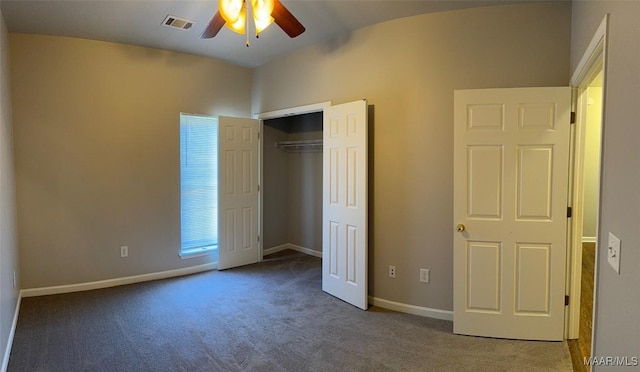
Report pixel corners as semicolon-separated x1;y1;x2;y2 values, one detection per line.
179;113;218;258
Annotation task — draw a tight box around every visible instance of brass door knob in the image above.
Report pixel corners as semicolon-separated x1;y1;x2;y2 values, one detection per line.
456;224;466;232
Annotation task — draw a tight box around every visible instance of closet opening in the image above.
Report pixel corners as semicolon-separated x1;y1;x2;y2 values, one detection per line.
261;112;324;259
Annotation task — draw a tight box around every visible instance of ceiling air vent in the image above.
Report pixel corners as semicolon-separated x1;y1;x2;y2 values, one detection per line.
162;15;195;31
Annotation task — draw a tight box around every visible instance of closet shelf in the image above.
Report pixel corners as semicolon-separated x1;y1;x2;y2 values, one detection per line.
275;139;323;153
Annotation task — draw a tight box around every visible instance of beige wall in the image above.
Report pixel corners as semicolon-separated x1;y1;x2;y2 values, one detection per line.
0;8;19;368
571;0;640;363
253;2;571;310
10;34;253;289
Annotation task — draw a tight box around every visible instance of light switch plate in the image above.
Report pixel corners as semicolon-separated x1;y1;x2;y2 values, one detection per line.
607;232;621;274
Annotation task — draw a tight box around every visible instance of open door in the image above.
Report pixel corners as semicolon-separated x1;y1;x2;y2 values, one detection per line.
453;88;571;340
322;100;368;310
218;116;260;270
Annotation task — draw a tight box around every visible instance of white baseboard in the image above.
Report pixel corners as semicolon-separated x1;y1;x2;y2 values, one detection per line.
2;294;21;372
21;263;216;298
263;244;290;256
582;236;597;243
288;244;322;258
369;296;453;321
263;243;322;258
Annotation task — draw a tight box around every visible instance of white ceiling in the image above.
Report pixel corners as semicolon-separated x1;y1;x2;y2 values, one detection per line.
1;0;541;68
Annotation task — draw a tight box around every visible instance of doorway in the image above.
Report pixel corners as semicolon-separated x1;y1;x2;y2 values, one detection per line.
256;100;369;310
567;65;604;372
566;15;607;371
261;112;324;259
579;70;602;368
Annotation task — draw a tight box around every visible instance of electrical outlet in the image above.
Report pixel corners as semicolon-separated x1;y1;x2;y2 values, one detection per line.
388;265;396;278
120;246;129;258
420;268;430;283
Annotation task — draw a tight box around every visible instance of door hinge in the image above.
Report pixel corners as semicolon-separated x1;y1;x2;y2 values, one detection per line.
257;185;260;191
567;207;572;218
570;112;576;124
257;235;260;242
565;295;570;306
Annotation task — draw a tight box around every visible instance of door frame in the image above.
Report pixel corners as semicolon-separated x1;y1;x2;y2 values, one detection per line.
566;15;608;342
254;101;332;260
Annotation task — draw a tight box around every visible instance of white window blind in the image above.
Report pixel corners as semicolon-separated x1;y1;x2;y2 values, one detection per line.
180;114;218;254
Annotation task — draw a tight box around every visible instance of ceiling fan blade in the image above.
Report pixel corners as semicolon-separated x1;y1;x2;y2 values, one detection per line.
200;11;225;38
272;0;305;38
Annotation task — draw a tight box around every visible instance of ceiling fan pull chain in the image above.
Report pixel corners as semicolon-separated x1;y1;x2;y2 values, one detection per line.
245;1;250;47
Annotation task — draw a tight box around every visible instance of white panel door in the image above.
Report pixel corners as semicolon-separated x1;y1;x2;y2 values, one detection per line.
218;116;259;270
322;100;368;310
453;88;571;340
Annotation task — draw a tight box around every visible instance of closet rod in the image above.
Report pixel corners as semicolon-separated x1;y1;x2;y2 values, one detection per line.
275;139;323;153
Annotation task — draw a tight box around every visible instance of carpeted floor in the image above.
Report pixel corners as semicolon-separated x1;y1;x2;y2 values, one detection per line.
8;250;573;371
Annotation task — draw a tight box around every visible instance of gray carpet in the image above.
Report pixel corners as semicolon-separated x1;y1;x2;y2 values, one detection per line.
8;250;573;371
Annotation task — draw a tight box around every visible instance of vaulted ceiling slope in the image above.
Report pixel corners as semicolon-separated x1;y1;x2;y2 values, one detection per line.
0;0;550;68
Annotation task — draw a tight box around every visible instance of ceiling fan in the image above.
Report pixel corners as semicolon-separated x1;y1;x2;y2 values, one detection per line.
200;0;305;44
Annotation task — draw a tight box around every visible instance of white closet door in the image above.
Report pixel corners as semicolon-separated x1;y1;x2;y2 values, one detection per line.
218;116;260;270
322;100;368;310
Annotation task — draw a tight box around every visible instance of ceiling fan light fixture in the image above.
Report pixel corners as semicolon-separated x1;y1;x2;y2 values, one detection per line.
251;0;274;36
219;0;243;23
201;0;303;42
225;1;247;34
253;15;274;36
251;0;274;20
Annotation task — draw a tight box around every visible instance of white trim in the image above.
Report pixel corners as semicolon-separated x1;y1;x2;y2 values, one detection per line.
582;236;597;243
368;296;453;321
258;120;264;262
288;244;322;258
21;263;216;298
1;295;21;372
571;15;608;86
179;245;216;259
566;86;589;339
258;102;329;264
255;101;331;120
263;244;290;256
263;243;322;258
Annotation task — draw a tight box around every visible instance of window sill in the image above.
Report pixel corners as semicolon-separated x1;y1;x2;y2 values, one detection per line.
180;245;217;259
